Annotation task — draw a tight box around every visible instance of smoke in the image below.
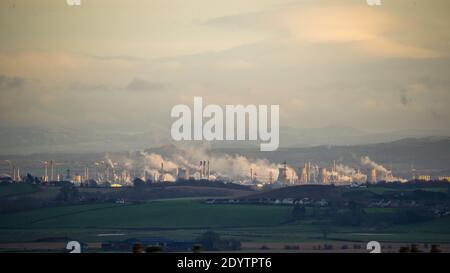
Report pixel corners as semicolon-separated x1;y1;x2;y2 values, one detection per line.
335;164;367;182
96;150;408;184
360;156;406;182
115;144;297;183
171;144;285;183
160;173;176;182
104;156;115;169
360;156;388;173
143;153;178;171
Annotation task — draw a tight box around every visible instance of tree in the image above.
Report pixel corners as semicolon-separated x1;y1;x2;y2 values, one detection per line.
393;208;432;224
133;178;146;188
410;244;422;253
56;184;79;202
192;244;202;253
24;173;42;185
132;242;144;253
146;245;163;253
195;231;221;250
24;173;35;184
399;246;410;253
430;245;442;253
228;238;241;251
334;202;366;226
87;179;98;188
194;231;241;251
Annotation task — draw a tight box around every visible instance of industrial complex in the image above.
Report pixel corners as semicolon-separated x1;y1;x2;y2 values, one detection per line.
2;155;449;188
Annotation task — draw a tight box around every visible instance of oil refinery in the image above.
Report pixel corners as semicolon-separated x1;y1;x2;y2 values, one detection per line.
2;151;448;188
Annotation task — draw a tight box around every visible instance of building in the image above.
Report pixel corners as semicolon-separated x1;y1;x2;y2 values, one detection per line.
418;175;431;181
276;161;289;184
370;168;377;184
319;168;329;184
300;163;308;184
177;168;189;180
73;175;82;183
438;176;450;182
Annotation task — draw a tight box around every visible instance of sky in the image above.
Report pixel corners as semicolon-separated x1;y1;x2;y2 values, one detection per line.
0;0;449;141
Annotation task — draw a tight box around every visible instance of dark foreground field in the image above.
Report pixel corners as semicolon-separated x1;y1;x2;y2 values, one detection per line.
0;183;449;253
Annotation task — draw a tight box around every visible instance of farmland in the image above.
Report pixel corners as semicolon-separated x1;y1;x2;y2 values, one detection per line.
0;198;449;252
0;182;449;252
0;199;290;230
0;183;39;198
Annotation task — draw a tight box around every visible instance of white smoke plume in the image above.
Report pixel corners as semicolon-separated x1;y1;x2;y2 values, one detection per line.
360;156;406;182
113;144;298;183
360;156;388;173
104;155;115;169
335;164;367;182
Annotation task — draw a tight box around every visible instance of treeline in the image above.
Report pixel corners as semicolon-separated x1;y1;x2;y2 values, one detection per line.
374;180;450;189
290;202;435;227
133;178;252;191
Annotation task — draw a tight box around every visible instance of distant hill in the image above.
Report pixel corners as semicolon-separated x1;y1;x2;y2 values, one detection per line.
216;137;450;178
1;125;449;155
1;136;449;180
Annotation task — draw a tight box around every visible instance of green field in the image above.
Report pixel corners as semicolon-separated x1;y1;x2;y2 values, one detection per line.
0;183;39;198
350;186;450;194
0;183;449;249
0;200;290;229
0;199;449;247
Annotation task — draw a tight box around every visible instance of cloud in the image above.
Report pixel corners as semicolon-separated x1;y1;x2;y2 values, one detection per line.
126;78;166;92
0;75;25;90
204;3;443;59
213;59;254;70
204;11;268;30
68;82;109;92
0;51;140;88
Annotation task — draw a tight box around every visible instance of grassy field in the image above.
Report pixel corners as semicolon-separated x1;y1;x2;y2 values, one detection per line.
0;183;39;198
349;186;450;194
0;199;449;247
0;182;449;252
0;199;290;229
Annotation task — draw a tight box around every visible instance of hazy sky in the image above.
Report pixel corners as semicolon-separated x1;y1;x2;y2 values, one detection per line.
0;0;449;136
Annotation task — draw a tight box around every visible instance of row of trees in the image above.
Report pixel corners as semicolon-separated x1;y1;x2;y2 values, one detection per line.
291;201;434;227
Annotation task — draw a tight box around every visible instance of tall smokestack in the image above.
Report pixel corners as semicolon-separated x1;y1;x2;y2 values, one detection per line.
50;160;54;181
319;168;328;184
12;166;16;181
370;168;377;184
308;162;311;183
7;161;13;181
203;160;207;178
85;166;89;181
276;161;289;184
44;161;48;182
300;163;308;184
